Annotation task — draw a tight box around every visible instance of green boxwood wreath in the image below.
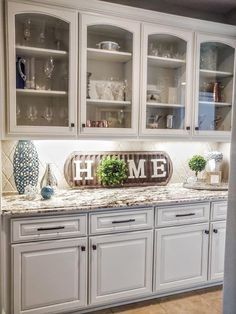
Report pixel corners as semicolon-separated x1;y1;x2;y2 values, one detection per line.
97;156;128;187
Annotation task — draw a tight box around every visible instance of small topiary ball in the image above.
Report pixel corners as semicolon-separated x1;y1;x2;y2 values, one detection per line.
41;186;54;200
188;155;206;176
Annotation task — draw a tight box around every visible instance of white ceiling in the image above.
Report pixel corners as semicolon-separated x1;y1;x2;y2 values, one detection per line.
101;0;236;24
156;0;236;15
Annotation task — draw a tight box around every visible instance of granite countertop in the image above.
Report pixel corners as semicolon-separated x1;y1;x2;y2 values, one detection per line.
1;183;228;216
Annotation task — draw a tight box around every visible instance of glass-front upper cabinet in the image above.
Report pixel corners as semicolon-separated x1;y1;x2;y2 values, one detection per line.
7;1;77;136
79;14;140;137
140;24;193;136
195;34;236;137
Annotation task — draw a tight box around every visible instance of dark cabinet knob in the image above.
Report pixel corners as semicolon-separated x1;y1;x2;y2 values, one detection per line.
81;246;86;251
195;126;199;131
82;123;86;128
92;244;97;250
213;229;218;233
186;126;190;131
70;123;75;127
204;230;209;234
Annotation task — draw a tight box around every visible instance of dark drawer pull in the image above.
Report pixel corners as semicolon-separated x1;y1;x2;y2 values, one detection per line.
175;213;196;218
37;226;65;231
112;219;136;224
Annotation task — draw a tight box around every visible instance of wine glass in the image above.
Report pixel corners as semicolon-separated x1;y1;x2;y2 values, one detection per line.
16;105;21;119
23;19;31;45
38;21;46;47
122;80;128;101
26;105;38;122
43;106;53;123
44;57;55;90
118;109;125;126
54;22;62;50
110;81;121;101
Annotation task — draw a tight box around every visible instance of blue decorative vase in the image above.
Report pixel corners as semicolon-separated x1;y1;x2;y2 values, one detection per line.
13;140;39;194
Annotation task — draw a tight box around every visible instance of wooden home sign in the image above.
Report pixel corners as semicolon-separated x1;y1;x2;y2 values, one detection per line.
64;151;173;188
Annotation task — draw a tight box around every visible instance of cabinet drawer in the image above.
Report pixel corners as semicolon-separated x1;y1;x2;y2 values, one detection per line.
11;215;87;242
211;201;227;220
155;203;210;227
89;208;154;234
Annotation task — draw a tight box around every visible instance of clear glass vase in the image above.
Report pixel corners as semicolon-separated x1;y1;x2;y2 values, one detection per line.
40;163;58;191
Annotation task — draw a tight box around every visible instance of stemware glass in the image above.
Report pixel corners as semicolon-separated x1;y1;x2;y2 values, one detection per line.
38;21;46;47
16;105;21;119
26;105;38;122
44;57;55;90
43;105;53;123
110;81;121;101
122;80;128;101
54;22;62;50
23;18;31;45
118;109;125;126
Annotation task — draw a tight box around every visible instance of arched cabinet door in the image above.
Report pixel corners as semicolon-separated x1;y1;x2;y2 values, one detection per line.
194;33;236;139
7;1;77;137
140;24;193;137
79;13;140;138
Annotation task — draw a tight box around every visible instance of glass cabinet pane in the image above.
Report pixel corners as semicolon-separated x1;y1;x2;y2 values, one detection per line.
146;34;187;131
86;25;133;129
198;42;234;132
15;13;69;127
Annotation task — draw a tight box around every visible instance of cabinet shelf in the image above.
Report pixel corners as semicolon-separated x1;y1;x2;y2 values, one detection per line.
87;48;132;63
146;102;185;108
16;89;67;96
87;99;131;106
147;55;186;68
16;45;68;58
199;101;231;107
200;69;233;78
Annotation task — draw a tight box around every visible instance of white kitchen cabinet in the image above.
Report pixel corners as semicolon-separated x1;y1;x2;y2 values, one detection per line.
209;221;226;281
155;223;209;292
79;13;140;137
211;201;228;221
140;23;193;137
7;1;78;137
90;230;153;305
12;238;87;314
194;33;236;139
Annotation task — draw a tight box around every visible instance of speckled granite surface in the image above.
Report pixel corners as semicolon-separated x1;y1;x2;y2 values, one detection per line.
1;183;228;216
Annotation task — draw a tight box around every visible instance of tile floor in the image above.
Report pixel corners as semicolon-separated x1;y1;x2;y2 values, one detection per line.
94;287;222;314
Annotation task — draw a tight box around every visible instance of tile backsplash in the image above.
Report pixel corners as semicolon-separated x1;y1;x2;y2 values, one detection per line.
1;140;230;193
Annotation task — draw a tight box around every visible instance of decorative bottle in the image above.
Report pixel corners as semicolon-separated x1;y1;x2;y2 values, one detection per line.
40;163;58;191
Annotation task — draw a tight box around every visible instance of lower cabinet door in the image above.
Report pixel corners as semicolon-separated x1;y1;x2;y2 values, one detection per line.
12;238;87;314
209;221;226;281
90;230;153;305
155;223;209;292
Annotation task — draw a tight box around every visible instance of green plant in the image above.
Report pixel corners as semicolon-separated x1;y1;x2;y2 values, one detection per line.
97;156;128;186
188;155;207;176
